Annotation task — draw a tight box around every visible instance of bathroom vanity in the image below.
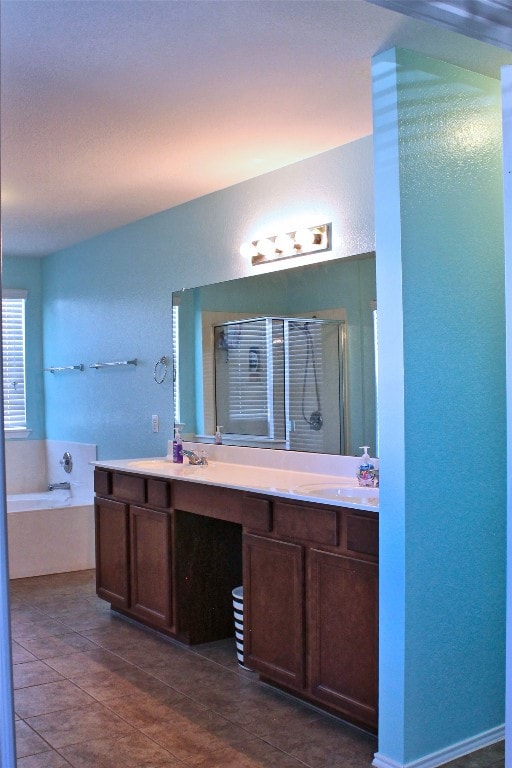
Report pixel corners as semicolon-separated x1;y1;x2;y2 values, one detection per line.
93;457;378;732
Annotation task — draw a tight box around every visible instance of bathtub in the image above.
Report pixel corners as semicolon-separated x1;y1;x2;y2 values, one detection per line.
7;489;95;579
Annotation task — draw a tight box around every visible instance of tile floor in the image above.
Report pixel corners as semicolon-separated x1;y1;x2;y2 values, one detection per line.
9;570;504;768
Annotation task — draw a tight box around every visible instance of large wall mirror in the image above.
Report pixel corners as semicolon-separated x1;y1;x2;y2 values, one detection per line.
172;252;377;457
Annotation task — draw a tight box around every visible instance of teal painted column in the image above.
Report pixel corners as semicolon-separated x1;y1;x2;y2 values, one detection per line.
373;49;506;764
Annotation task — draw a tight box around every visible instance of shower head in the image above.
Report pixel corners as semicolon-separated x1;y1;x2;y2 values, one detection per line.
308;411;323;431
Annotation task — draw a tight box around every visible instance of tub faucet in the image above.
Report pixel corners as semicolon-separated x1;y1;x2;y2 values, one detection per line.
48;481;71;491
181;449;208;466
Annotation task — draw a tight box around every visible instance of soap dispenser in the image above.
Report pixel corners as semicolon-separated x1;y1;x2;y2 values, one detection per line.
172;426;184;464
214;426;223;445
357;446;376;488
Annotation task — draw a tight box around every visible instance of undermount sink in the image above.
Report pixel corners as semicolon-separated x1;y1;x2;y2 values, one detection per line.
296;483;379;505
126;458;173;469
125;459;269;486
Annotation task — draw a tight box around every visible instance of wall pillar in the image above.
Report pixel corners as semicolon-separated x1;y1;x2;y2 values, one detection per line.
373;48;506;766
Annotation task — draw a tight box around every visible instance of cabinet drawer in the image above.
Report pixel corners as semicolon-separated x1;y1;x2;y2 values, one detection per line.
241;495;271;532
112;472;146;504
273;501;338;546
147;478;172;509
94;469;111;496
345;513;378;558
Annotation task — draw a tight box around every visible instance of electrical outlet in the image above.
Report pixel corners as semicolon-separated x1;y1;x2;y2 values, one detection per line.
152;414;159;433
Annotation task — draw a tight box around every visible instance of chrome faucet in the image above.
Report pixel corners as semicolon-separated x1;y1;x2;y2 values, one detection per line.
181;449;208;466
48;481;71;491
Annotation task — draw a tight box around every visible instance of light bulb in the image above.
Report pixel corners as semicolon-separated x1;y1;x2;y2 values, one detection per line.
240;241;258;260
274;233;293;254
256;238;276;258
294;228;315;249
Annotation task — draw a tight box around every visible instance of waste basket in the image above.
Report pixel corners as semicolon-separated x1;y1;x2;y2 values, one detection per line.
232;586;244;667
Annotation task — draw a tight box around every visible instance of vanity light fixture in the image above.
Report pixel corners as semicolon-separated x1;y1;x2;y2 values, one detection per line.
240;223;330;265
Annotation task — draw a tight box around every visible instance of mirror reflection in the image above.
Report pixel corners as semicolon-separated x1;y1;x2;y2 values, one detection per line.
214;316;344;453
173;252;377;457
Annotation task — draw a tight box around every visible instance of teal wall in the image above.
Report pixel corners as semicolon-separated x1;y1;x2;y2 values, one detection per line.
38;138;374;459
2;256;45;440
373;49;505;761
41;224;175;459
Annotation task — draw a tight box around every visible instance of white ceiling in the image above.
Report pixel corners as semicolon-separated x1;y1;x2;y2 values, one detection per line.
1;0;511;258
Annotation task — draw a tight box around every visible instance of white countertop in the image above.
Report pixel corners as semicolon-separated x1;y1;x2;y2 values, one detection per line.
93;456;379;512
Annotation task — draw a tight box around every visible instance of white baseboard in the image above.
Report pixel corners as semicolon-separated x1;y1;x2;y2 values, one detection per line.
373;725;504;768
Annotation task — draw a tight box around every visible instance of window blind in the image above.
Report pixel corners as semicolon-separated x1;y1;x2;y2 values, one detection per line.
217;320;268;426
226;320;269;423
2;290;27;431
172;303;180;422
214;319;271;436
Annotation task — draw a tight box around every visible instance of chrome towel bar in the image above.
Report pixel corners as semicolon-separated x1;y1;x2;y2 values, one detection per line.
44;364;84;373
89;359;137;369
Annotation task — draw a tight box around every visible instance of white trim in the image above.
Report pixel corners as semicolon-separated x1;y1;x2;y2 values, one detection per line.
373;725;505;768
5;428;32;439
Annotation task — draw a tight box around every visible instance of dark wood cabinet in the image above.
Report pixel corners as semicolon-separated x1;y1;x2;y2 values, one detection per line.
307;548;378;729
94;469;242;643
95;471;174;635
243;498;378;732
94;468;378;733
244;533;304;690
129;505;173;630
95;497;130;609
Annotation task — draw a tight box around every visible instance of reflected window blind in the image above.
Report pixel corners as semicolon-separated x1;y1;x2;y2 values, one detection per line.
172;303;180;422
288;321;325;451
2;290;27;430
226;320;268;422
271;321;286;441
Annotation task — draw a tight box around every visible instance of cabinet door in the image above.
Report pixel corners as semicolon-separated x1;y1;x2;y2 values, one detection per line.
95;498;130;609
243;533;304;690
307;549;378;730
129;506;173;630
